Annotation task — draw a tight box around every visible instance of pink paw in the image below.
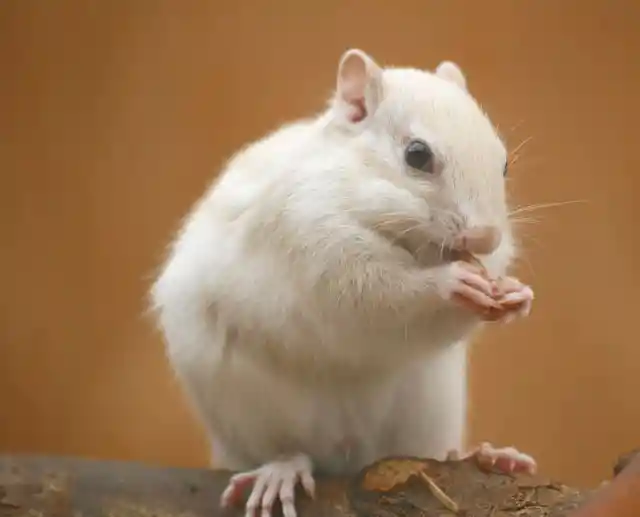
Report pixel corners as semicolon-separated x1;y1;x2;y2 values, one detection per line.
472;442;537;475
492;276;534;323
437;261;503;317
436;260;534;324
220;454;315;517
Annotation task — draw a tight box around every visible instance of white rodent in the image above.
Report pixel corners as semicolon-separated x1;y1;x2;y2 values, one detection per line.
149;49;536;517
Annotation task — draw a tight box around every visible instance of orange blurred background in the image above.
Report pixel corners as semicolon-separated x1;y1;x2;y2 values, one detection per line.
1;0;639;488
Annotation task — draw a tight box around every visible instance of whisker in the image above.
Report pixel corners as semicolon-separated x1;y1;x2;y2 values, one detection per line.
509;217;541;225
368;207;461;235
508;119;526;134
508;153;523;167
509;199;589;216
411;241;430;260
509;136;533;161
370;220;429;250
369;216;422;234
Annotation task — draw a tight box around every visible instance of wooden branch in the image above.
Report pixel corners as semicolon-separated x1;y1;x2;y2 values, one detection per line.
0;450;637;517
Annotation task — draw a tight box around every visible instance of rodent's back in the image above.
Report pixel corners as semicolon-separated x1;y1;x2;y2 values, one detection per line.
153;119;319;324
152;117;376;372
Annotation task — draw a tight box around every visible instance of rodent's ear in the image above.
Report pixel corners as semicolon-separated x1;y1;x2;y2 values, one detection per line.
435;61;467;91
335;49;383;123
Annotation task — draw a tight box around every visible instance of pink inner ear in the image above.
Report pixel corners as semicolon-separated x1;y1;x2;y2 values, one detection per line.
348;98;367;123
340;71;368;123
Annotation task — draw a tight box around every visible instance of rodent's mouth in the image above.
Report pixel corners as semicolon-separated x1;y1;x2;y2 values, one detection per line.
394;237;461;266
406;241;484;273
392;224;501;265
425;242;469;263
376;225;467;266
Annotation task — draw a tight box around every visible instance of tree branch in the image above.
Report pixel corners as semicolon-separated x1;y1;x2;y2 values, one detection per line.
0;451;637;517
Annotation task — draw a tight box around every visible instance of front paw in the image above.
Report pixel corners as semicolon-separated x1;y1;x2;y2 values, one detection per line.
486;276;534;323
436;261;503;318
437;262;533;323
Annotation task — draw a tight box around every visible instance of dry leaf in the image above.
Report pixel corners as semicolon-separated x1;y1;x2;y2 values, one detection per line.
361;458;429;492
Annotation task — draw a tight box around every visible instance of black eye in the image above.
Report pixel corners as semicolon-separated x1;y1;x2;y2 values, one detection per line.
503;161;508;177
404;138;434;173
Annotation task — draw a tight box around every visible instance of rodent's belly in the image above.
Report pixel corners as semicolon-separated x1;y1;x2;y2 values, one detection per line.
354;305;478;359
416;305;478;345
213;295;478;472
311;435;371;475
300;391;394;475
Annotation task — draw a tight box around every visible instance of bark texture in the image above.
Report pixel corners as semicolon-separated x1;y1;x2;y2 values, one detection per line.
0;451;637;517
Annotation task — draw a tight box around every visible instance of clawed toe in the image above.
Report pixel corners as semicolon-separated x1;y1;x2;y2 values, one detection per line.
473;442;537;475
221;471;257;508
220;455;315;517
494;278;534;319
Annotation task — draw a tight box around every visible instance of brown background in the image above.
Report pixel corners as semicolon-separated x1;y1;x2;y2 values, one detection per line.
1;0;639;488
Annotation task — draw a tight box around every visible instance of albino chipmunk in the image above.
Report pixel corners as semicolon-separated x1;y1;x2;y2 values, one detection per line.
150;49;536;517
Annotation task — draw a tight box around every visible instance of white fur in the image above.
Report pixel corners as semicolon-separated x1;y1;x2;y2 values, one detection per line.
149;50;516;476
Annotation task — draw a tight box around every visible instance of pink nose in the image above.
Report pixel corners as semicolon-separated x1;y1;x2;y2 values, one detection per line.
453;226;502;255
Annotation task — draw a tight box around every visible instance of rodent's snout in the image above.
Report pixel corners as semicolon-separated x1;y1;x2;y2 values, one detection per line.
452;225;501;255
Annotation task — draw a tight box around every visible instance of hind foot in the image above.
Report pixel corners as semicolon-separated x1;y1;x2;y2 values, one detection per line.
447;442;537;475
473;442;537;474
220;454;315;517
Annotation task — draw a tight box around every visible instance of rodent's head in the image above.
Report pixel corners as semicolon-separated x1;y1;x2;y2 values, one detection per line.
327;49;514;269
